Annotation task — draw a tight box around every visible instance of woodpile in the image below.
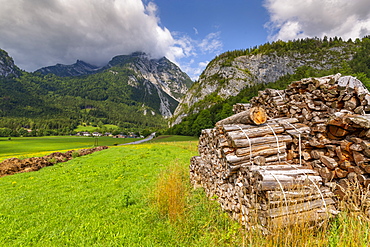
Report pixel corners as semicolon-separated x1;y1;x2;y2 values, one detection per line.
233;103;251;114
191;116;337;228
249;89;288;117
190;74;370;229
250;74;370;196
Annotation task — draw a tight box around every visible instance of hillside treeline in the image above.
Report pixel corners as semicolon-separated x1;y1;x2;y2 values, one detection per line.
0;64;166;136
167;36;370;136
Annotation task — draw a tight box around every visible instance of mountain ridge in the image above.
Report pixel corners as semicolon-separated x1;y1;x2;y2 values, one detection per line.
170;38;360;126
36;60;100;77
36;52;192;108
0;50;193;135
0;49;21;77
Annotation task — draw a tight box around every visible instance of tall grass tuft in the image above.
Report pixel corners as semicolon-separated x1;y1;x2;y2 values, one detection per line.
244;179;370;247
328;178;370;246
243;217;330;247
154;161;188;222
241;189;332;247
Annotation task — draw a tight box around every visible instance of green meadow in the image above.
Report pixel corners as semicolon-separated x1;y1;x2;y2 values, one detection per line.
0;137;369;246
0;142;243;246
74;124;120;132
0;135;197;162
0;136;135;161
147;135;199;143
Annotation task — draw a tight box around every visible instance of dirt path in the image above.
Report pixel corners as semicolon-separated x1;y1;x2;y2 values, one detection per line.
119;132;156;145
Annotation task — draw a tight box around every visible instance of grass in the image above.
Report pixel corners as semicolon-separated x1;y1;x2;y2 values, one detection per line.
0;136;135;161
0;141;242;246
74;124;119;132
148;135;199;143
0;135;195;162
1;139;370;246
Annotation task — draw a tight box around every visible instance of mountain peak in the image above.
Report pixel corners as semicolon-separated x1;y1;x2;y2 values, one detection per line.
32;51;193;117
0;49;21;77
36;60;99;77
35;52;159;77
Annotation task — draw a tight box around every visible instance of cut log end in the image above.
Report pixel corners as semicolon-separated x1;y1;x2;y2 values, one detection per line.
250;107;268;125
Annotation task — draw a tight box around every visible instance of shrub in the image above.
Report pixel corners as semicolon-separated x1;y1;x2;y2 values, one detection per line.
48;157;57;164
71;151;80;158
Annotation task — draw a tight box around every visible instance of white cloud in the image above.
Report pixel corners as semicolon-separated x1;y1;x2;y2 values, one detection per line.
198;32;223;54
264;0;370;41
169;31;223;80
182;60;209;81
199;61;209;68
0;0;188;71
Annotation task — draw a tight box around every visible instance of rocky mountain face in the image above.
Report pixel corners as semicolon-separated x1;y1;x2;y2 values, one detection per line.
104;52;192;103
36;52;193;117
171;45;356;125
0;49;20;77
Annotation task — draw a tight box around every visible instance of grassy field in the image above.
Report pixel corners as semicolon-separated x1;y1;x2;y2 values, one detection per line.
148;135;199;143
0;136;136;161
74;124;119;132
0;135;197;162
0;141;244;246
1;138;370;246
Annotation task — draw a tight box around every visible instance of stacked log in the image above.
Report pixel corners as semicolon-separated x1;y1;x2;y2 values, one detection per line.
233;103;251;114
191;74;370;229
284;74;370;126
249;88;288;117
304;112;370;199
251;164;337;227
190;115;337;228
249;74;370;196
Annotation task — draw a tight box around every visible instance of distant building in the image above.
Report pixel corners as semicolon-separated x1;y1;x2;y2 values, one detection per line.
92;132;102;137
81;132;91;136
113;134;127;138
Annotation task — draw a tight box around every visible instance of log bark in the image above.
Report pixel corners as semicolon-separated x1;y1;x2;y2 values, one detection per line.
256;175;323;191
225;125;285;140
319;155;338;170
235;142;286;156
262;197;335;218
231;135;292;148
216;106;267;126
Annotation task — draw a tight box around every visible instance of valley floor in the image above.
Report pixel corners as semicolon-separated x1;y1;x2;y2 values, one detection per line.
0;140;369;246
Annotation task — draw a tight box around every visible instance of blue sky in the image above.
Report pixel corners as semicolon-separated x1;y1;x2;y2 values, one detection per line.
153;0;270;79
0;0;369;80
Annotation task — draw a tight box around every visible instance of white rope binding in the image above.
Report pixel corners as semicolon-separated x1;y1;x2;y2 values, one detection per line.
236;125;253;165
266;123;282;162
284;161;328;212
276;90;284;100
236;124;289;209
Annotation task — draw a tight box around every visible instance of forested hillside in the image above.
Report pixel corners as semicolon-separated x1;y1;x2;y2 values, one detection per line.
0;52;192;136
2;36;370;137
168;36;370;136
